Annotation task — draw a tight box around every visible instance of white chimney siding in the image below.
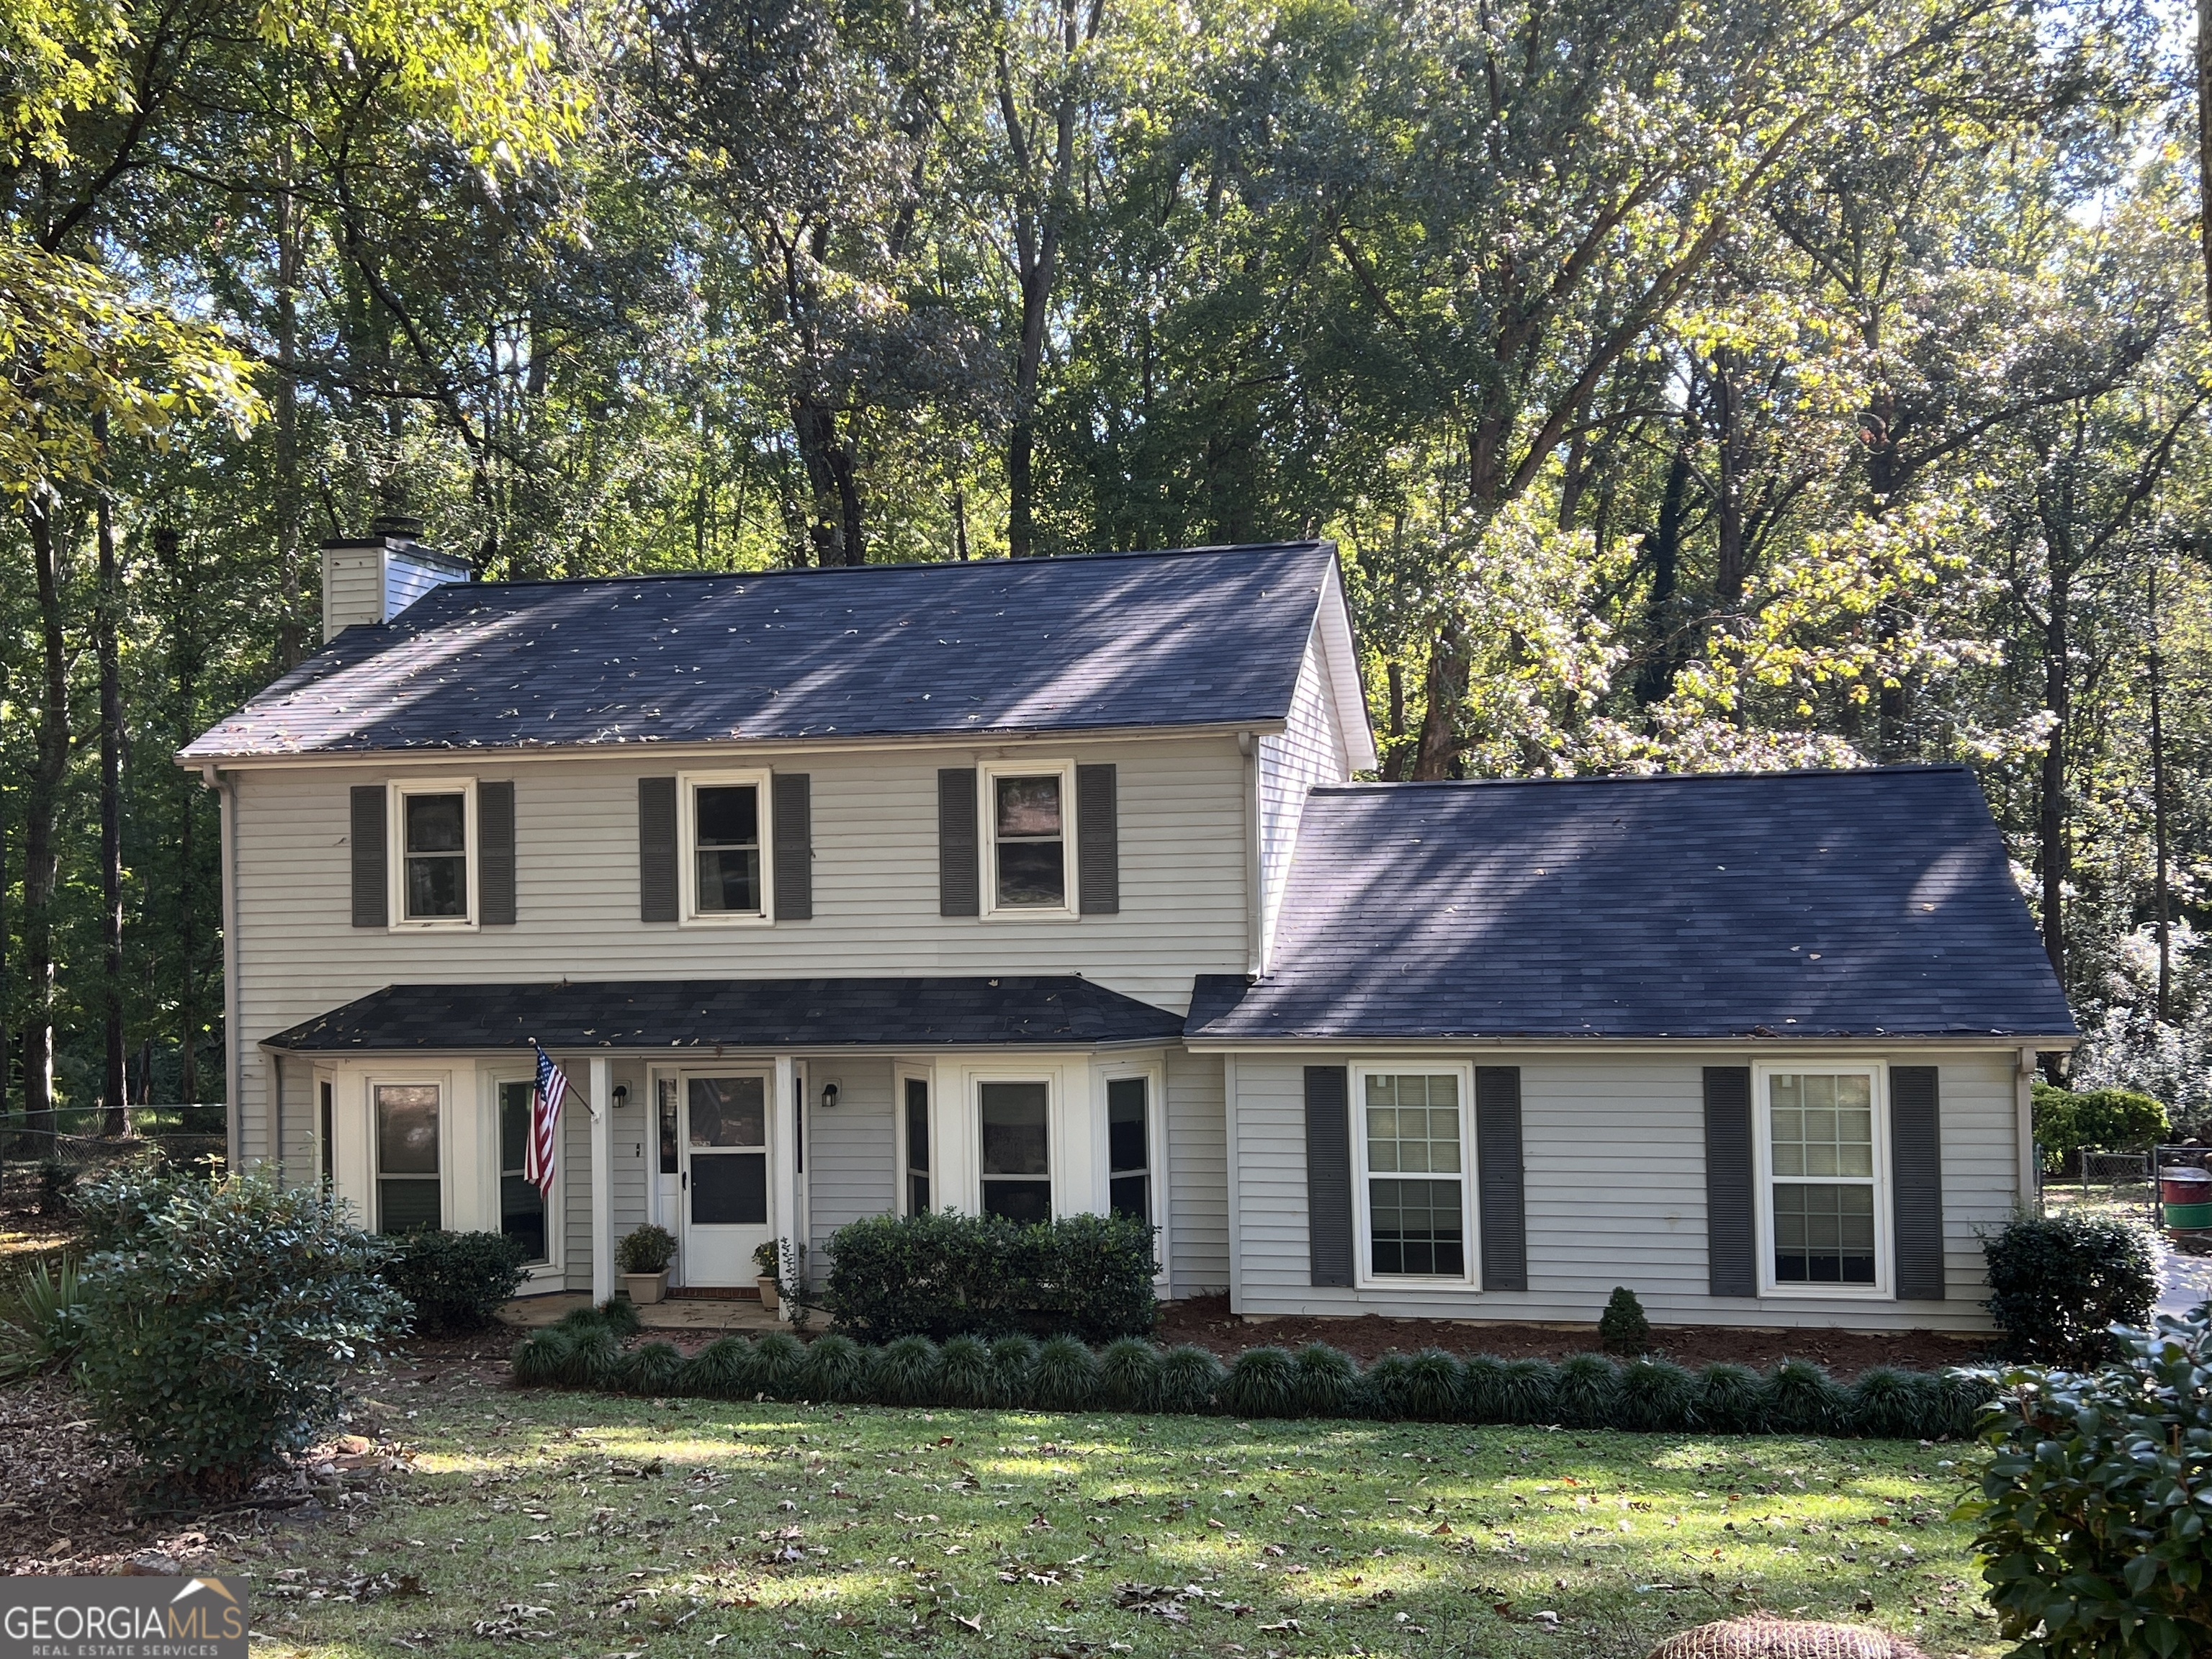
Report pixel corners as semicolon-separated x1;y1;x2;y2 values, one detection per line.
320;535;471;641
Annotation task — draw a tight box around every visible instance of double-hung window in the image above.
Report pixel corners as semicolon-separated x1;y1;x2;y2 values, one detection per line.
1107;1076;1151;1222
979;1080;1052;1222
497;1079;550;1264
902;1076;932;1215
1359;1070;1472;1280
391;781;475;926
679;771;773;922
1761;1067;1885;1292
374;1082;442;1233
981;763;1073;914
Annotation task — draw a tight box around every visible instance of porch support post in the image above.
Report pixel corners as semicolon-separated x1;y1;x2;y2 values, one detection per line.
590;1056;614;1303
774;1056;800;1295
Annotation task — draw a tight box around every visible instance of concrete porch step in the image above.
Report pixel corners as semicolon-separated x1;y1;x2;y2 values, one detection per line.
500;1290;815;1335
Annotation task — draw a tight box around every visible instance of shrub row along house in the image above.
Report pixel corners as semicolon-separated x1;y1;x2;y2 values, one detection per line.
179;529;2075;1332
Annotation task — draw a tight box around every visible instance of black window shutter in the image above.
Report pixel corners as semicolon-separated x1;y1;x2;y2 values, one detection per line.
480;780;516;925
638;777;678;923
1076;763;1120;914
1891;1066;1946;1300
938;768;979;917
1475;1066;1528;1291
772;773;813;921
1305;1065;1354;1287
1704;1066;1756;1297
350;785;387;927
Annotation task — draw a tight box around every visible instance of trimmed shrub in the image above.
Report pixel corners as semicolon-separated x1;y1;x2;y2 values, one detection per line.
616;1224;678;1277
73;1166;407;1492
1599;1287;1652;1356
1401;1349;1465;1421
680;1336;756;1399
511;1325;579;1387
749;1331;806;1398
1761;1358;1849;1434
1984;1211;2157;1366
1554;1353;1621;1428
873;1335;942;1406
2031;1082;2168;1170
1221;1346;1299;1418
1496;1358;1560;1425
380;1230;529;1332
1033;1335;1102;1409
1100;1336;1162;1411
988;1334;1040;1404
1293;1343;1358;1416
1359;1353;1413;1419
1696;1362;1764;1433
936;1335;995;1407
1155;1344;1226;1413
798;1332;871;1401
620;1339;687;1394
1964;1310;2212;1657
1845;1367;1928;1440
824;1210;1158;1342
1614;1358;1699;1431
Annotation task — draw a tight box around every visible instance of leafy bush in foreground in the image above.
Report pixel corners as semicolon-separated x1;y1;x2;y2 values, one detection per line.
511;1309;1987;1440
380;1230;529;1332
1962;1310;2212;1658
75;1167;406;1491
1984;1211;2157;1367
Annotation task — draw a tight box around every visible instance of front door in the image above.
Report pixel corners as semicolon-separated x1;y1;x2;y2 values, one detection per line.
680;1073;773;1285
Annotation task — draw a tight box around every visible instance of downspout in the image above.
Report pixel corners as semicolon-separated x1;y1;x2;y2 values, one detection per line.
2016;1046;2041;1218
200;764;243;1172
1239;733;1263;975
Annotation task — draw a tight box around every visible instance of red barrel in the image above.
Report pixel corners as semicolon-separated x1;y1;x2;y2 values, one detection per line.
2162;1167;2212;1205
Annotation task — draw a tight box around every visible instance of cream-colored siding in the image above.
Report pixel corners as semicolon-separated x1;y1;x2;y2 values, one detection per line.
1226;1048;2022;1333
1165;1048;1229;1295
1254;624;1352;967
805;1060;896;1269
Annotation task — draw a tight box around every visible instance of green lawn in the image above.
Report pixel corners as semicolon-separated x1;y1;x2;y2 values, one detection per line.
226;1379;2002;1659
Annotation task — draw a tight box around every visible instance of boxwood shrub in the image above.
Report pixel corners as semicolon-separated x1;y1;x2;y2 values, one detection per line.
511;1309;1987;1441
824;1210;1158;1342
380;1230;530;1332
1983;1210;2157;1367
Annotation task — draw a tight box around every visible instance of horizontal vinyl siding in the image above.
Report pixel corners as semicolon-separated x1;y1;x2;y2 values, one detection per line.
1254;628;1349;964
1165;1048;1229;1297
807;1060;896;1279
1230;1049;2019;1334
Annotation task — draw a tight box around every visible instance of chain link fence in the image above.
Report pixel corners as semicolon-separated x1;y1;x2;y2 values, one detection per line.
1;1107;227;1215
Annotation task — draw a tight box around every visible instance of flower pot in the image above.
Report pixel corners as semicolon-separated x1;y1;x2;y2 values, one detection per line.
757;1275;779;1315
623;1272;667;1306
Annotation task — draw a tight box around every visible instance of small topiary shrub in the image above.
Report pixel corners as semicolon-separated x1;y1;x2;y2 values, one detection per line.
620;1339;687;1395
1761;1357;1848;1434
1100;1336;1162;1411
1599;1287;1652;1356
798;1332;871;1401
1553;1353;1621;1428
1033;1334;1102;1408
1293;1343;1358;1416
988;1334;1040;1404
380;1230;529;1332
1401;1349;1465;1421
73;1166;407;1492
873;1334;942;1406
1613;1358;1698;1431
1696;1362;1763;1433
1221;1346;1299;1418
824;1210;1158;1342
1984;1210;2157;1366
936;1335;995;1406
1155;1344;1226;1413
1963;1309;2212;1657
616;1224;678;1277
1496;1357;1559;1425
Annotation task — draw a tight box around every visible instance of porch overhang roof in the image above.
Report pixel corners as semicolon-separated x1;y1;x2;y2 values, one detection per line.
260;976;1185;1052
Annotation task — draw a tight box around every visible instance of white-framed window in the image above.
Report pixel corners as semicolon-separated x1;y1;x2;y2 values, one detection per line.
316;1075;334;1186
495;1078;552;1267
980;760;1076;917
372;1080;443;1233
1352;1065;1475;1285
678;769;775;925
979;1077;1053;1222
1755;1063;1889;1297
1105;1074;1153;1223
898;1070;932;1215
390;779;477;927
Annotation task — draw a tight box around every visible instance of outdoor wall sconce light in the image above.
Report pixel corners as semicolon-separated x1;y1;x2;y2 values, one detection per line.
819;1081;840;1110
611;1084;630;1107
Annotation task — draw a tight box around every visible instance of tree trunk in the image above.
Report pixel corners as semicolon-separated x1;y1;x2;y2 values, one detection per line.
793;397;863;566
1411;624;1469;780
1635;442;1694;708
2038;559;2070;986
2149;564;2173;1022
157;528;200;1106
97;470;127;1136
2200;0;2212;315
275;158;306;668
22;498;71;1151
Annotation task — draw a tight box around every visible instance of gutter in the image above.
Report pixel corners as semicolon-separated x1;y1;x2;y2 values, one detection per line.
199;764;243;1172
1179;1034;2083;1054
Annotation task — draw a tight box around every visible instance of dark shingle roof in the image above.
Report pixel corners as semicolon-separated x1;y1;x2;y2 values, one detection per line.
261;976;1184;1051
184;542;1338;757
1187;766;2074;1042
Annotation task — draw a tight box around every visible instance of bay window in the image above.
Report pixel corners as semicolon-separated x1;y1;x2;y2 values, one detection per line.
979;1080;1051;1223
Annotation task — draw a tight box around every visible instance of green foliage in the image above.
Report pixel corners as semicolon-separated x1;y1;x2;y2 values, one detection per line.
797;1333;871;1402
1761;1359;1850;1435
1154;1344;1226;1414
871;1335;941;1406
1961;1310;2212;1658
0;1256;84;1380
1220;1346;1298;1419
747;1331;806;1398
1359;1353;1413;1419
935;1335;994;1408
616;1224;678;1277
2032;1082;2170;1166
1554;1354;1622;1429
1984;1212;2158;1365
618;1339;686;1395
1614;1359;1699;1432
380;1230;529;1332
73;1167;406;1491
1598;1287;1652;1356
1292;1343;1359;1416
986;1335;1040;1406
823;1211;1157;1343
1030;1335;1102;1410
1496;1358;1561;1426
1696;1363;1766;1433
1099;1336;1162;1411
679;1336;755;1400
1400;1350;1466;1421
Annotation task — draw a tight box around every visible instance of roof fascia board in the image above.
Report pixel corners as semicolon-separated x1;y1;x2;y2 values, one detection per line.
1316;554;1379;771
1180;1035;2081;1053
178;719;1281;772
261;1038;1179;1057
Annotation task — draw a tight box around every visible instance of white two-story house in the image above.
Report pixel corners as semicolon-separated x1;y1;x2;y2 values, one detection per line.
179;527;2075;1332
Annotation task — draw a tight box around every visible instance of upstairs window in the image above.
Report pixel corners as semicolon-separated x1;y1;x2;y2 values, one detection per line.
680;772;773;922
984;764;1072;914
391;781;475;926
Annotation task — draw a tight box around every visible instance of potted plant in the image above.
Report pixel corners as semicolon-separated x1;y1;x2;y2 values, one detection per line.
616;1224;677;1305
752;1240;781;1314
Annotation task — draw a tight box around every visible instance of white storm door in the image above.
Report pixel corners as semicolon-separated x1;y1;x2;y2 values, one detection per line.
679;1073;773;1285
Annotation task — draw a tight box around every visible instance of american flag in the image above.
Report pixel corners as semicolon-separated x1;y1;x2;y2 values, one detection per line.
526;1042;568;1198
